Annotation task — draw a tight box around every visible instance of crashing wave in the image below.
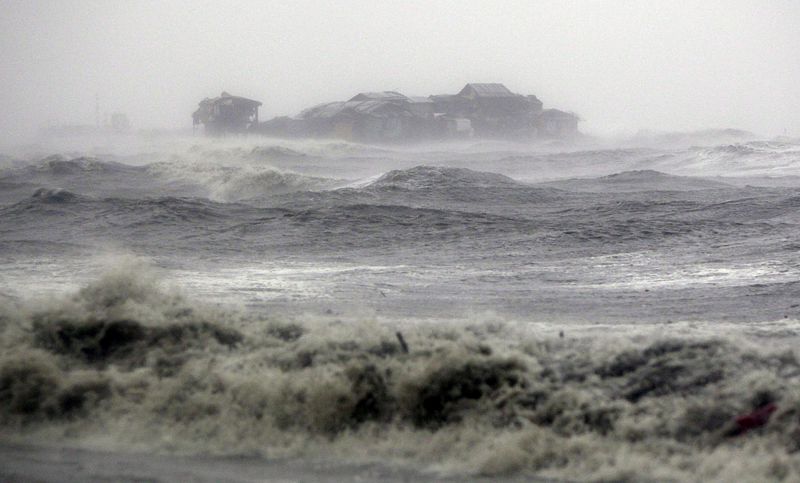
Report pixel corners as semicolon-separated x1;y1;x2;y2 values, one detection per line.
1;261;800;480
369;166;523;190
215;169;334;201
644;140;800;177
146;162;337;202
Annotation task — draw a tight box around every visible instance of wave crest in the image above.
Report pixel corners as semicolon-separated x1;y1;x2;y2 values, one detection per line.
146;162;336;202
369;166;523;191
30;188;81;203
35;155;125;174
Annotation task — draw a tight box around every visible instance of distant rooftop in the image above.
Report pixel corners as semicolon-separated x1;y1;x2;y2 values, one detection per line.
299;99;414;119
199;91;262;107
459;83;517;98
348;91;410;102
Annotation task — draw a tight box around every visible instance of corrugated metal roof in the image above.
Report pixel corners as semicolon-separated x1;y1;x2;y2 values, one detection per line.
349;91;410;102
200;92;262;107
300;100;414;119
460;83;516;98
350;100;413;117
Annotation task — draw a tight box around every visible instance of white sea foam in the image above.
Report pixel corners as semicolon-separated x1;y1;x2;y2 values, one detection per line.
2;258;800;481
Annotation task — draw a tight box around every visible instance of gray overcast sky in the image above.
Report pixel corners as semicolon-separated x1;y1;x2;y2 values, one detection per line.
1;0;799;142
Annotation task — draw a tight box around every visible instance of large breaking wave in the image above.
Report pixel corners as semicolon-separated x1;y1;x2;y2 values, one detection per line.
1;259;800;481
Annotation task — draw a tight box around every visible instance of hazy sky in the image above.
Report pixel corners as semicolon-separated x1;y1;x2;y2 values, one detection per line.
2;0;799;143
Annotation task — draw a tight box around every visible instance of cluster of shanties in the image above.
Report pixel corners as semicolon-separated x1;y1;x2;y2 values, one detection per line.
193;84;579;142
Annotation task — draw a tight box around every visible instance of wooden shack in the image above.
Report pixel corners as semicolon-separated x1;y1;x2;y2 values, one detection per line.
455;83;539;137
192;92;261;135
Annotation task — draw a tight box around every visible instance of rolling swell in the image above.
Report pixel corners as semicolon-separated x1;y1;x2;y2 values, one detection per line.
5;155;145;181
0;155;161;202
2;192;236;221
539;170;735;192
269;166;562;215
34;155;130;174
2;179;799;257
0;189;96;230
1;152;341;203
0;194;270;254
1;263;800;480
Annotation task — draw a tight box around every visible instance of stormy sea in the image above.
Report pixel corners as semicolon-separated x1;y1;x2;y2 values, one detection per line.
2;133;800;482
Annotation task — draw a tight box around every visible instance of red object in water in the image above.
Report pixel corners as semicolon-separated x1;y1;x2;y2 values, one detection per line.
735;403;778;433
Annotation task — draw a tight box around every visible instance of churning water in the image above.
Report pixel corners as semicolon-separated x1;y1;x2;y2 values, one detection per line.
2;134;800;481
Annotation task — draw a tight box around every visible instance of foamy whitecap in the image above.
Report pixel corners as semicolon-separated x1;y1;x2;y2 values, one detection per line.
1;259;799;481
